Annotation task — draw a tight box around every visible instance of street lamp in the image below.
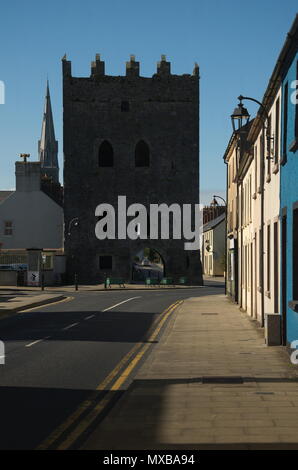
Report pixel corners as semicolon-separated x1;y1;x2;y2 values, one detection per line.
231;99;250;132
211;195;227;294
67;217;79;290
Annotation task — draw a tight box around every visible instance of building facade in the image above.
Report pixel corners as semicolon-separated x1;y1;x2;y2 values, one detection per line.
202;213;225;276
63;54;203;284
224;14;297;348
0;161;63;250
280;15;298;347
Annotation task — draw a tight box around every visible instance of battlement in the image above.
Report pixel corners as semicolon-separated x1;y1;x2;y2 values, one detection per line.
62;54;199;79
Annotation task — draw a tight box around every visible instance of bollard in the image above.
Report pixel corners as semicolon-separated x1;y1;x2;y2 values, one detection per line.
74;273;78;291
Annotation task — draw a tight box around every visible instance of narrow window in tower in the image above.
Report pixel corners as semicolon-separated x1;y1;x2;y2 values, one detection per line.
98;141;114;167
121;101;130;112
135;140;150;167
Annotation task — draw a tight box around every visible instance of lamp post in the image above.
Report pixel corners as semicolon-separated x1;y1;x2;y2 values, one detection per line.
41;253;46;291
67;217;79;291
211;195;227;294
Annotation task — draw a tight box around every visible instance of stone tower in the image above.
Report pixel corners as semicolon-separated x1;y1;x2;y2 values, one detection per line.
63;54;203;284
38;81;59;183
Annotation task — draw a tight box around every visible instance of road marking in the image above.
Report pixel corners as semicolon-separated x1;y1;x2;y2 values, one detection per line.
111;301;182;390
62;322;79;330
84;315;95;320
25;336;51;348
36;299;182;450
102;297;141;312
57;300;183;449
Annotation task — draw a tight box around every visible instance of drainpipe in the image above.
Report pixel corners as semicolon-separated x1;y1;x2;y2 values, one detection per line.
260;126;265;327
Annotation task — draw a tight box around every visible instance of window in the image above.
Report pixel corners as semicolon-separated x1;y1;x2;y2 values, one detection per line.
273;222;279;313
275;97;280;164
99;255;112;270
4;221;13;236
98;141;114;167
282;82;288;163
42;254;53;270
267;114;272;176
291;61;298;152
186;255;190;269
259;228;262;290
254;145;258;194
121;101;130;112
135;140;150;167
267;224;271;294
293;208;298;299
295;62;298;147
260;133;264;189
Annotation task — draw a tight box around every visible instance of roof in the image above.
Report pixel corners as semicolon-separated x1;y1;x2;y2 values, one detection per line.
203;212;225;232
38;81;59;170
248;14;298;142
0;190;14;203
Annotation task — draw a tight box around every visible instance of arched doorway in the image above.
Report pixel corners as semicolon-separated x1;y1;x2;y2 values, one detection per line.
131;247;165;283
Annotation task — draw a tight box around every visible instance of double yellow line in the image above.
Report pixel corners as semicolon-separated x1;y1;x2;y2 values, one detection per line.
37;299;183;450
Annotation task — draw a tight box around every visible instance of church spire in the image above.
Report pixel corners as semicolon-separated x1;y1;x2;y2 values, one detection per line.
38;81;59;183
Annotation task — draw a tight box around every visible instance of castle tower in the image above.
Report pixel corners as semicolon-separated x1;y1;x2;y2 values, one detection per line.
38;81;59;183
63;54;203;284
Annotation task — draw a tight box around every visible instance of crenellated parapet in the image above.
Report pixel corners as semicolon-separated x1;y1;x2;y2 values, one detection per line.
91;53;105;76
62;54;72;78
125;54;140;77
157;55;171;76
62;53;199;79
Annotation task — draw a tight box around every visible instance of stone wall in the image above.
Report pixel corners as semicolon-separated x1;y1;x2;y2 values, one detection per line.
63;55;203;284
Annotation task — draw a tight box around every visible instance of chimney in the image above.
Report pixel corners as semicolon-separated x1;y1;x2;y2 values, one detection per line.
15;161;41;191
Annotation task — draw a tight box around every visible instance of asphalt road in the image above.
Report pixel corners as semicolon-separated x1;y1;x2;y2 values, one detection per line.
0;282;223;450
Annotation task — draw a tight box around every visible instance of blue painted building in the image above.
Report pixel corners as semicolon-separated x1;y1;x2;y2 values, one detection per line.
280;15;298;347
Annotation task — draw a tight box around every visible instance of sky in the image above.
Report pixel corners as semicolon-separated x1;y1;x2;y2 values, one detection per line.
0;0;297;205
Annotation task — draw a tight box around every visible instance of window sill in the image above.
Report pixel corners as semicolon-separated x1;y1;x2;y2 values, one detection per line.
289;139;298;153
289;300;298;313
272;163;279;174
280;154;287;166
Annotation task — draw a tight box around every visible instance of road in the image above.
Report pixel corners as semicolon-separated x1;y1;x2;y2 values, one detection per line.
0;283;223;450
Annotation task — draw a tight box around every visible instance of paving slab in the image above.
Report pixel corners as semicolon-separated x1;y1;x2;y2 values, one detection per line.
0;293;67;319
82;291;298;450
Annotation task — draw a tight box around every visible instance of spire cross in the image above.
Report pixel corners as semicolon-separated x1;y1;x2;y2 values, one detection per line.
20;153;30;163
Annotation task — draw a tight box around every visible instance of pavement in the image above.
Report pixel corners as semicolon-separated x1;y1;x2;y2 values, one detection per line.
82;287;298;450
0;291;67;318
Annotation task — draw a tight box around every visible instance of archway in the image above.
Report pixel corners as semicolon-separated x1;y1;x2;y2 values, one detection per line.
131;247;165;283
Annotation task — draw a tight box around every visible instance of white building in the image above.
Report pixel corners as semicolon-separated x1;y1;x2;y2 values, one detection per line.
202;213;225;276
0;160;63;250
